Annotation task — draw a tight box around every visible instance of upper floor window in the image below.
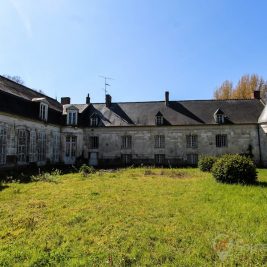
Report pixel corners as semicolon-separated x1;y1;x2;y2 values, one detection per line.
121;136;132;149
155;112;164;125
186;135;198;148
90;115;99;127
39;103;48;121
155;135;165;148
216;134;227;147
67;110;78;125
214;109;225;124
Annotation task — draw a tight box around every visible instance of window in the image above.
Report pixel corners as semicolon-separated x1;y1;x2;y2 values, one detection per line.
52;132;60;162
155;115;163;125
121;136;132;149
121;154;132;165
0;126;7;165
66;136;77;157
17;129;28;163
155;135;165;148
187;154;198;165
216;114;224;124
89;136;99;149
216;134;227;147
37;132;46;161
39;103;48;121
155;154;165;165
90;116;99;127
29;130;37;162
186;135;198;148
67;110;78;125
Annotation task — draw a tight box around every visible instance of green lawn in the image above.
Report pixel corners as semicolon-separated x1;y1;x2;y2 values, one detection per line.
0;168;267;266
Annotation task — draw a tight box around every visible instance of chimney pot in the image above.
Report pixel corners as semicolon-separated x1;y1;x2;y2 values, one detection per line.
105;94;112;108
61;97;70;105
165;91;169;106
86;93;90;104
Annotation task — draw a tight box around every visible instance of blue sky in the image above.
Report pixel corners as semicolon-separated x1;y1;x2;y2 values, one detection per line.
1;0;267;103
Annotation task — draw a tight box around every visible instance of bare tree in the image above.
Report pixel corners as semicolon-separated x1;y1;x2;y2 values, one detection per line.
2;74;24;85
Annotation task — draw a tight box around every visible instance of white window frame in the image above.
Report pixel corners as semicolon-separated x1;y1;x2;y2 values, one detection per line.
67;110;78;125
37;131;46;161
155;135;165;148
17;129;28;163
65;136;77;157
0;126;7;165
216;114;224;124
39;102;48;121
121;136;132;149
52;132;60;162
90;116;99;127
29;130;37;162
155;115;163;125
186;135;198;148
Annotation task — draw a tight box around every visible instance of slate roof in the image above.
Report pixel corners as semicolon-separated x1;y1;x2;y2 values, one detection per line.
0;75;62;112
84;99;264;126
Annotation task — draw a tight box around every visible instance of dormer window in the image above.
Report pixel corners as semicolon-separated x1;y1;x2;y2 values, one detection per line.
214;109;225;124
155;112;164;125
67;110;78;125
90;115;99;127
39;102;48;121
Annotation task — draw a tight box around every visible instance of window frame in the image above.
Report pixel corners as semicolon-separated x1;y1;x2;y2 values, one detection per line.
121;135;132;149
155;115;164;126
154;135;165;148
0;126;7;165
67;109;78;125
186;153;198;165
215;134;228;147
89;136;99;149
186;134;198;148
155;154;165;165
39;102;48;121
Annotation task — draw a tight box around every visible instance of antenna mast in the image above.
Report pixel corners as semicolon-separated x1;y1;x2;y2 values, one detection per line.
99;75;114;98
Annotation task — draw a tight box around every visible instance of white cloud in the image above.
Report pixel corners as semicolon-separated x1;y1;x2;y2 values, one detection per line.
9;0;33;38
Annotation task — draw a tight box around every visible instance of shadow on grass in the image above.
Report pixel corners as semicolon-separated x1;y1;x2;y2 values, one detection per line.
0;185;9;191
255;181;267;188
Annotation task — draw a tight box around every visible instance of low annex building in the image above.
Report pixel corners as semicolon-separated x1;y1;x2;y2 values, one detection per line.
1;75;267;168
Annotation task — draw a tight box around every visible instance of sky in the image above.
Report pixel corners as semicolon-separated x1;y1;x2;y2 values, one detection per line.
1;0;267;104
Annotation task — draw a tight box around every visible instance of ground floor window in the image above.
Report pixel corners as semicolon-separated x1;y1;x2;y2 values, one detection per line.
0;126;7;165
17;129;29;163
216;134;227;147
66;136;77;157
29;130;37;162
37;132;46;161
52;132;60;162
121;154;132;165
89;136;99;149
155;154;165;165
187;153;198;165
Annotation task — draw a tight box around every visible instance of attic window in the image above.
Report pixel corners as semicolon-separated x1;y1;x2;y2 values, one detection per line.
214;109;225;124
90;115;99;127
67;110;78;125
39;103;48;121
155;113;163;125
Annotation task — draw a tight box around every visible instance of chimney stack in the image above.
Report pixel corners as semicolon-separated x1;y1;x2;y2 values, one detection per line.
61;97;70;105
253;90;261;100
165;91;169;106
105;94;112;108
86;93;90;104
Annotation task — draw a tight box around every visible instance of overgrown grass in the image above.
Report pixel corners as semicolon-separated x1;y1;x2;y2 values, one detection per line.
0;168;267;266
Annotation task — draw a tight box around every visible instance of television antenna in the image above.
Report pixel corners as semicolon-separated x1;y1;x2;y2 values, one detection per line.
99;75;114;97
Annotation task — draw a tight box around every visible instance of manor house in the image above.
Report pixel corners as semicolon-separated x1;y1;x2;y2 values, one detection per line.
1;75;267;168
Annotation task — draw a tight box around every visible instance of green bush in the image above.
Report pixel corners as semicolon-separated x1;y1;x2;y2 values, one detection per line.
79;164;95;177
198;156;217;172
211;154;257;184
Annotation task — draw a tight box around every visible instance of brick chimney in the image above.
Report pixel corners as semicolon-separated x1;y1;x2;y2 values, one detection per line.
253;90;261;100
61;97;70;105
86;94;90;104
165;91;169;106
105;94;112;108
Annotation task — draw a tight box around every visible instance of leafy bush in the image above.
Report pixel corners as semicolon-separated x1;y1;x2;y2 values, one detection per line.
211;154;257;184
79;164;95;177
31;169;61;183
198;156;217;172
